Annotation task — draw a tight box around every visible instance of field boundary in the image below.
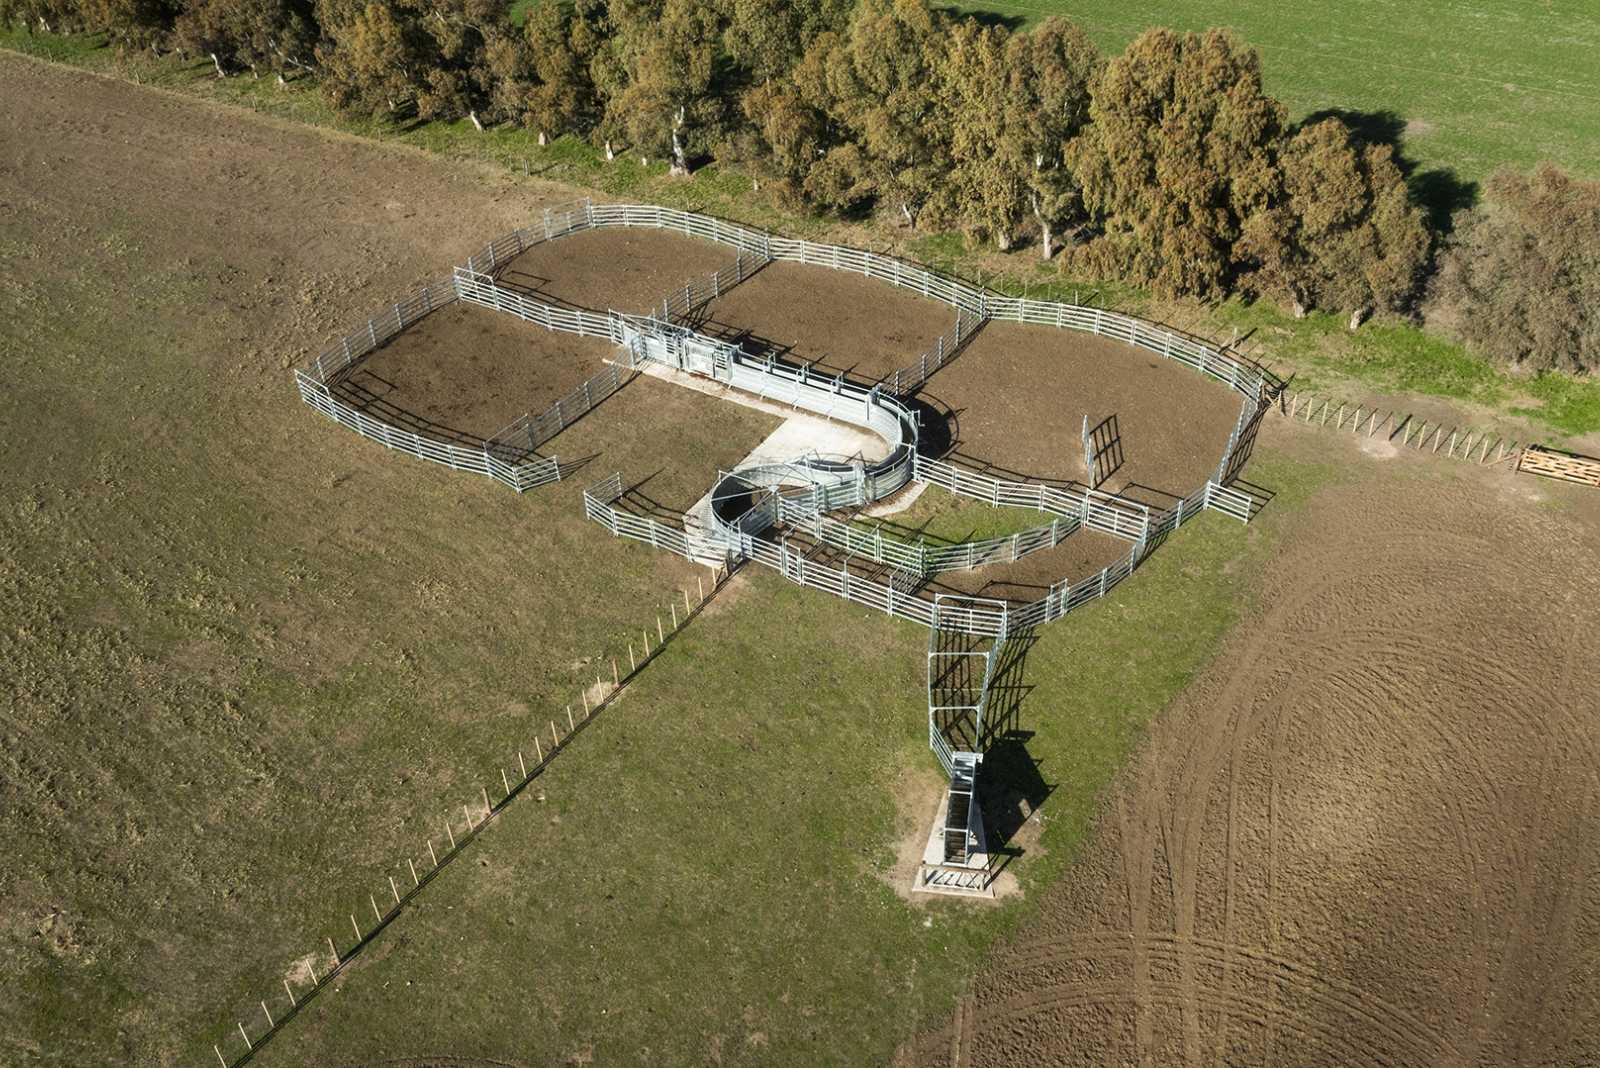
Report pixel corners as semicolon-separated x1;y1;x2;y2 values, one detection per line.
205;567;730;1068
1278;390;1525;466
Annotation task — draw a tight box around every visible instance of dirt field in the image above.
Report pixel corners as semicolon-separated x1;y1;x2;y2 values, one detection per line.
695;261;958;383
335;302;620;445
492;226;735;314
903;419;1600;1067
926;321;1244;508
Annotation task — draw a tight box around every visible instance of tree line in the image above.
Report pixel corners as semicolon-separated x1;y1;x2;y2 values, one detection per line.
5;0;1595;372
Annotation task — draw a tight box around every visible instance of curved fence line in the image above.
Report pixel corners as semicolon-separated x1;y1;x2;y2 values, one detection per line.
294;277;563;492
464;201;1276;478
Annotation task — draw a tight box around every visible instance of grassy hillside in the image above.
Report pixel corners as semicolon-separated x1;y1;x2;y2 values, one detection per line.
952;0;1600;191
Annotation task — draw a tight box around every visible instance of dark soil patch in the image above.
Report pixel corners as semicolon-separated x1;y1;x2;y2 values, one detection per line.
694;261;956;385
332;301;618;446
493;227;736;314
927;529;1133;603
924;321;1245;509
783;526;1130;608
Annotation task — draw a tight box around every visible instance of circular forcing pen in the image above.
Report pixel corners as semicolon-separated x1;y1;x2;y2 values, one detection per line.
294;200;1276;895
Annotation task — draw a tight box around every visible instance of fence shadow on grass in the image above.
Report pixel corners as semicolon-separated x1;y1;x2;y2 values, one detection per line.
210;564;740;1068
616;472;709;524
977;634;1055;860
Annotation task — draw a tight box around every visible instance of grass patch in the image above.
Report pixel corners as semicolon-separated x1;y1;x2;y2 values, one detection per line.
947;0;1600;187
243;450;1332;1067
1514;373;1600;437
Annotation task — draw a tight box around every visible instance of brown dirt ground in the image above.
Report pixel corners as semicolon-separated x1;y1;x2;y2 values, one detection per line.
902;416;1600;1068
550;371;781;513
787;527;1132;607
929;529;1134;603
492;227;736;314
334;302;619;445
925;321;1245;509
694;261;958;384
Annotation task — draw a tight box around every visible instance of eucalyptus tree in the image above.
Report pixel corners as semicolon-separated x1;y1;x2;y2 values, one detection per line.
1239;117;1431;327
1068;28;1284;298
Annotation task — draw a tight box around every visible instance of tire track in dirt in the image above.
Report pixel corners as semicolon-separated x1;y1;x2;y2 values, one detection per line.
905;434;1600;1068
998;934;1452;1051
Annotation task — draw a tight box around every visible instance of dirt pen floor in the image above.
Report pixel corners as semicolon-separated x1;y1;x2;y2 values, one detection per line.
333;301;619;445
491;226;735;314
903;417;1600;1068
694;261;957;384
928;528;1134;604
925;321;1244;508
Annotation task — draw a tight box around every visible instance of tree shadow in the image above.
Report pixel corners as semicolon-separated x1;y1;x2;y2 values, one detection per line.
947;6;1026;31
1300;107;1477;233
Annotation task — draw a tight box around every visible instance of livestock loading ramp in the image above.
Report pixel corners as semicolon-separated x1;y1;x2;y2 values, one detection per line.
919;596;1003;897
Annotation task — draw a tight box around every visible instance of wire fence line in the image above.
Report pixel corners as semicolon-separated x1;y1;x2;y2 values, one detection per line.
1278;390;1524;467
205;566;732;1068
